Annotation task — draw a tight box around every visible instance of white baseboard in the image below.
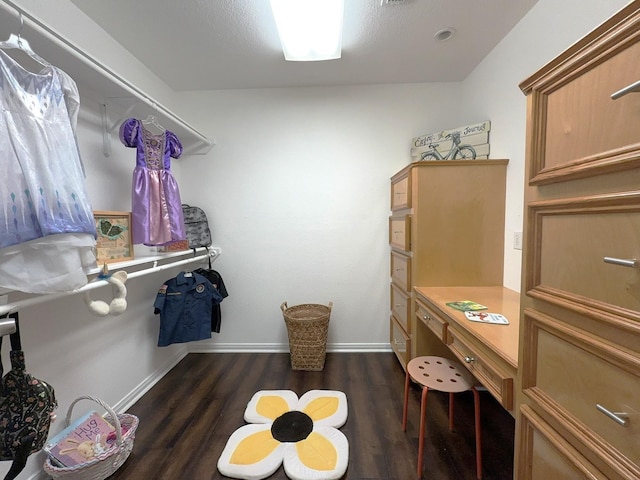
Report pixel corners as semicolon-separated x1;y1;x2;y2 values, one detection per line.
188;342;393;353
111;348;189;412
111;343;392;411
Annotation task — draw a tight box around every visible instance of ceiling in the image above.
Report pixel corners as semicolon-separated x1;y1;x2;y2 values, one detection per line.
67;0;538;92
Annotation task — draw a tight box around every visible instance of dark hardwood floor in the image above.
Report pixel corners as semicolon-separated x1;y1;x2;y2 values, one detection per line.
109;352;514;480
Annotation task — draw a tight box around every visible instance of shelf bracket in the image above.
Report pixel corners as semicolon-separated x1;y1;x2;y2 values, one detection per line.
101;102;136;157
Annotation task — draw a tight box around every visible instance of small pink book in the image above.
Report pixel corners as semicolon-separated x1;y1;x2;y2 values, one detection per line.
44;411;115;467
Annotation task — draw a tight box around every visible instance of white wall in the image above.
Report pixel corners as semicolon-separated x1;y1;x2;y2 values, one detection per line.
0;0;631;478
176;84;465;350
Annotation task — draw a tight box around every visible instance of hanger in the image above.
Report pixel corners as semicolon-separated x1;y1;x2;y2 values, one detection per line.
0;12;50;68
141;104;166;133
141;114;166;132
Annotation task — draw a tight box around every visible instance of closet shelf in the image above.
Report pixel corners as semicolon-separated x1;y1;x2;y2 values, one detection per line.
0;247;221;317
0;1;215;156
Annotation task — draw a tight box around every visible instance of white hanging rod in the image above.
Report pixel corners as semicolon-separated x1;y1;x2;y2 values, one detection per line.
0;1;214;153
0;249;219;316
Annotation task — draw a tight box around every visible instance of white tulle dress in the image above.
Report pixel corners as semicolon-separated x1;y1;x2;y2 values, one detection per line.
0;49;96;294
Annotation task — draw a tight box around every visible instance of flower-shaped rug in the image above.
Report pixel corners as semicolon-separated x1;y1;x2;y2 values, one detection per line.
217;390;349;480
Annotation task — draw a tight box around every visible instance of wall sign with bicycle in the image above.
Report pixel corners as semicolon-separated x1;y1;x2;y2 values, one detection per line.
410;120;491;162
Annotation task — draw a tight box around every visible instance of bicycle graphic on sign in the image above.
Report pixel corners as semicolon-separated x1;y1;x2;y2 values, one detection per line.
419;132;476;161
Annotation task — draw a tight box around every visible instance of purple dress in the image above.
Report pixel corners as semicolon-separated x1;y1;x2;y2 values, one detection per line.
119;118;186;246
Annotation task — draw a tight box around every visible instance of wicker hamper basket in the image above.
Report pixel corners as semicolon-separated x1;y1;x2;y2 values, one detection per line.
43;396;139;480
281;301;333;371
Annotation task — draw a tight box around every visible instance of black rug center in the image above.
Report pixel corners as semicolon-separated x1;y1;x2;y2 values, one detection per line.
271;411;313;443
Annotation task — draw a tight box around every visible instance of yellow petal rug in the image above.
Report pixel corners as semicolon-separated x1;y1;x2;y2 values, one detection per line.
217;390;349;480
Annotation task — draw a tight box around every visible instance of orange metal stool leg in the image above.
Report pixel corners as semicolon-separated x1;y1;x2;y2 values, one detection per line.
417;386;429;478
402;368;410;431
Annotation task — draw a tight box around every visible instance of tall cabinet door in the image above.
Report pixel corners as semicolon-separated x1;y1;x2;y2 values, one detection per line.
517;3;640;479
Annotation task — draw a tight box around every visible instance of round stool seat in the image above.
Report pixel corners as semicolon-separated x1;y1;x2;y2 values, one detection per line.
407;356;474;393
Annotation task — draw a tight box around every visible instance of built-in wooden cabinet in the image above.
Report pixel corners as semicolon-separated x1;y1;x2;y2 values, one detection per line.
389;160;508;368
517;3;640;478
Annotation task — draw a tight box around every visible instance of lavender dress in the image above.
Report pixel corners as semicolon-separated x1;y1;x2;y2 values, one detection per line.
119;118;186;246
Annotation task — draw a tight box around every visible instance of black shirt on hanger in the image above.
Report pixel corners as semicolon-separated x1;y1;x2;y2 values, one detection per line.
193;268;228;333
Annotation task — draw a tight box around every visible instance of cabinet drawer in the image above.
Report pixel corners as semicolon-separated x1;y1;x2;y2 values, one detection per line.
447;326;513;410
522;309;640;479
527;194;640;329
390;251;411;292
524;37;640;185
389;215;410;251
390;315;411;367
415;298;447;342
518;405;609;480
390;283;410;334
391;172;410;210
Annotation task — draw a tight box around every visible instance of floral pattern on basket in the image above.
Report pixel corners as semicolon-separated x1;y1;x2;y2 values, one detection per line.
43;396;139;480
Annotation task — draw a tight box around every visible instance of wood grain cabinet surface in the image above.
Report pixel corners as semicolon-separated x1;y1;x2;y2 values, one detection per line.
517;3;640;478
388;160;508;368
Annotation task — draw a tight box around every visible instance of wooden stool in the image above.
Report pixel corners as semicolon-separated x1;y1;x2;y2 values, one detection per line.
402;356;482;479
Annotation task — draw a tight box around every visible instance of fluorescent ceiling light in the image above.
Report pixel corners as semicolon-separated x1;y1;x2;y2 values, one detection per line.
270;0;344;61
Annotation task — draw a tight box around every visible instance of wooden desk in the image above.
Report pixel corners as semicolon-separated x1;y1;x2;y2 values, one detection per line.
414;286;520;415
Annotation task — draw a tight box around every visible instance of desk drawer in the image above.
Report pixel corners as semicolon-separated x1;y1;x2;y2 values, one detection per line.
390;315;411;367
389;215;410;251
391;172;410;210
447;326;514;410
391;283;410;334
415;298;447;342
523;309;640;478
391;251;411;292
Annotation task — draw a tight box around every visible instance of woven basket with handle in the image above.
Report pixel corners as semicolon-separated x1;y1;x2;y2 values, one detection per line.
281;301;333;371
43;396;139;480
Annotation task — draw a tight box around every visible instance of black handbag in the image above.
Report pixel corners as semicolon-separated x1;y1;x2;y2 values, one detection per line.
0;313;57;480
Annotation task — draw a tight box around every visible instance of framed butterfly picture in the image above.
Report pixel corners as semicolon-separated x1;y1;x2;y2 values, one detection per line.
93;211;133;264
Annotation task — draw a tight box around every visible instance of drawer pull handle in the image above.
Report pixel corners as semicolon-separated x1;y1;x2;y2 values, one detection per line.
423;314;431;321
395;303;404;308
603;256;638;268
596;404;629;427
611;79;640;99
464;356;476;364
395;268;404;272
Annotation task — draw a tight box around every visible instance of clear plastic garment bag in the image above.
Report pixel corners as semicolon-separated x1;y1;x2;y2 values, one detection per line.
0;14;97;294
